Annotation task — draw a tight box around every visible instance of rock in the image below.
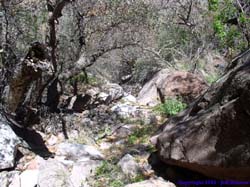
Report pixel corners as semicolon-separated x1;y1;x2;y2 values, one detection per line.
99;142;112;150
37;159;73;187
121;94;137;103
111;103;141;118
154;62;250;180
47;134;59;146
70;160;101;187
111;102;157;125
20;170;39;187
96;92;110;104
118;154;140;177
100;83;124;104
0;171;20;187
137;69;208;106
112;124;137;139
56;143;104;161
125;177;176;187
0;114;20;170
9;172;21;187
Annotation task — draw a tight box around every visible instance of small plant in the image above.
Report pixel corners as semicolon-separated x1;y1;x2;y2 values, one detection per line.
127;125;153;145
92;160;125;187
131;174;145;183
205;73;219;84
154;98;187;116
95;161;111;176
128;134;138;145
110;180;124;187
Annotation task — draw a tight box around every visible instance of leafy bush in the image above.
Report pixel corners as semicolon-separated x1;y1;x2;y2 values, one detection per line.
154;98;187;116
208;0;250;51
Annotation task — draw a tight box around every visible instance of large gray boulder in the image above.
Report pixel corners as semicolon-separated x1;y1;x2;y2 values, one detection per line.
153;60;250;180
0;114;20;170
70;160;101;187
38;159;73;187
118;154;140;178
56;143;104;162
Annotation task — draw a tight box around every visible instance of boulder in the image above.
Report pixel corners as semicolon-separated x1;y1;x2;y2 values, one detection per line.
153;61;250;180
125;177;176;187
56;143;104;162
111;103;141;118
70;160;101;187
137;69;208;106
0;171;20;187
37;159;73;187
20;170;39;187
0;114;20;170
100;83;124;104
118;154;140;177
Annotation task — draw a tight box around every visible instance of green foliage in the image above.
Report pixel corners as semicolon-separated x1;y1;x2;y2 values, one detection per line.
93;159;146;187
154;98;187;116
69;72;99;86
209;0;250;51
130;174;145;183
93;160;125;187
205;73;219;84
208;0;219;11
69;72;88;85
127;125;154;145
95;161;111;176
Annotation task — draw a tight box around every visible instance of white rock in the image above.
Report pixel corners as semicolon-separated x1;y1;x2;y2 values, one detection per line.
20;170;39;187
118;154;140;177
0;171;20;187
38;159;73;187
111;103;140;118
99;142;112;150
0;115;20;170
122;94;137;103
9;173;21;187
47;135;58;146
101;83;124;102
70;160;100;187
56;143;104;161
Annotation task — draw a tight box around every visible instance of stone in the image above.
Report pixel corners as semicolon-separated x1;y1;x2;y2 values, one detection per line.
56;143;104;162
137;69;208;106
0;171;20;187
20;170;39;187
99;142;112;150
122;94;137;103
111;103;141;118
112;124;136;139
0;114;20;170
154;61;250;180
70;160;101;187
47;134;58;146
118;154;140;177
37;159;73;187
100;83;124;103
125;177;176;187
9;172;21;187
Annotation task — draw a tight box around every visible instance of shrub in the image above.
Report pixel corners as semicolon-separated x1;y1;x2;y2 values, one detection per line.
154;98;187;116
